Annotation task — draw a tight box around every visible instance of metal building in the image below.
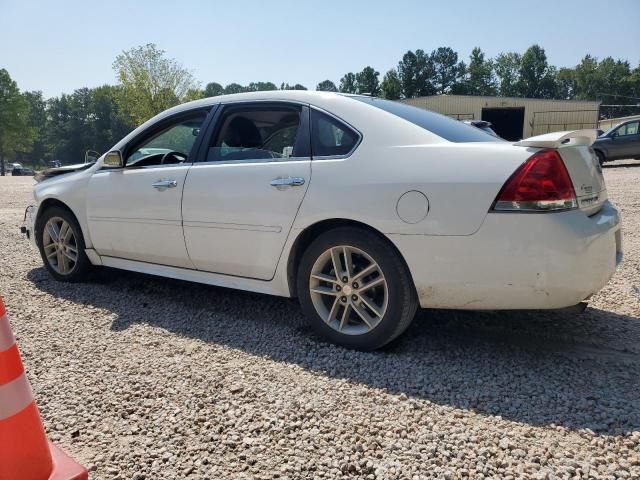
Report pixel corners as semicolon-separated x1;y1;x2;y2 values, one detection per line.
401;95;601;141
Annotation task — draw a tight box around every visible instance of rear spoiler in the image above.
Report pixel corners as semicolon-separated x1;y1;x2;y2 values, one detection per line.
514;129;598;149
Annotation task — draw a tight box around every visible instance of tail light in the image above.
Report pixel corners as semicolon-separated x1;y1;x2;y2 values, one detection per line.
491;149;577;212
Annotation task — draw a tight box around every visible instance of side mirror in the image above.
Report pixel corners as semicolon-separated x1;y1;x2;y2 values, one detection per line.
610;131;618;139
103;151;123;168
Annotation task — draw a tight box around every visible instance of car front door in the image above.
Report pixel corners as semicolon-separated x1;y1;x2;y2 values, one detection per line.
86;109;212;268
181;102;311;280
609;121;640;160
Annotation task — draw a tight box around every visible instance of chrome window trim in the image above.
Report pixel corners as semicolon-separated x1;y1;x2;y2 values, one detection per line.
95;162;193;174
309;106;363;160
191;157;311;167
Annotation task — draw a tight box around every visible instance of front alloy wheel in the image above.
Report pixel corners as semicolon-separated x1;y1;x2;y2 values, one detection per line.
42;217;79;274
37;206;90;282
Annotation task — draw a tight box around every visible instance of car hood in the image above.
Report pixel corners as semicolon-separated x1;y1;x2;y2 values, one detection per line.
34;163;94;183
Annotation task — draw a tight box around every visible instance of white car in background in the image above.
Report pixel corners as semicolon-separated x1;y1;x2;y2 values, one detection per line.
24;91;622;350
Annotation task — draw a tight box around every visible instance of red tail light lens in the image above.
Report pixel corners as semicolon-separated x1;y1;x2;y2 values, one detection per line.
492;149;577;212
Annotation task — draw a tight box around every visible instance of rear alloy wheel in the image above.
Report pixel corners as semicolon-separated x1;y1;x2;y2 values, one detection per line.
37;207;90;282
297;227;417;350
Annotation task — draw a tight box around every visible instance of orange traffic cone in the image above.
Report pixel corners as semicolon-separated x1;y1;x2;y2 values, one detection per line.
0;297;88;480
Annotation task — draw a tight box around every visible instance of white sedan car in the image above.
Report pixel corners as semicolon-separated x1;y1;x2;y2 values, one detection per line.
24;91;622;350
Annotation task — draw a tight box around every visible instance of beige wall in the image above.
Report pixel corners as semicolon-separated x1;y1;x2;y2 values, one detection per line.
402;95;601;138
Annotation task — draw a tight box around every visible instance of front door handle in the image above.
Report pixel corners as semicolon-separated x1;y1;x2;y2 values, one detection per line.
152;179;177;190
270;176;305;187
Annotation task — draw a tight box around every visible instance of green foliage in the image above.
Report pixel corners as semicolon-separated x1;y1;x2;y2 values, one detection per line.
204;82;224;97
280;83;307;90
0;69;34;174
355;66;380;95
380;70;402;100
247;82;278;91
431;47;465;94
339;73;357;93
517;45;557;98
494;52;522;97
463;47;497;96
113;43;199;125
316;80;338;92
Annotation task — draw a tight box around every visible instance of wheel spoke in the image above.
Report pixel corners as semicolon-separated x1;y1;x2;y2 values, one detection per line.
359;295;383;319
311;272;338;284
339;304;352;331
65;244;78;255
46;247;58;259
62;223;74;243
46;221;60;242
351;302;374;328
63;249;77;262
310;286;339;297
330;248;342;279
56;249;66;272
326;298;340;324
358;276;385;293
343;247;353;279
351;263;377;283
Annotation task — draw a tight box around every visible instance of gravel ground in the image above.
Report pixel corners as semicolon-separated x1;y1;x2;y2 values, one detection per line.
1;161;639;479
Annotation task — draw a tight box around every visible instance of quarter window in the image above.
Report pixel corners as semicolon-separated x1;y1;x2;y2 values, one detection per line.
311;109;359;157
207;105;304;162
126;114;207;167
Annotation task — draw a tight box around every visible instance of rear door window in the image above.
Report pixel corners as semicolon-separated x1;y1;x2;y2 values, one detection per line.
311;109;360;157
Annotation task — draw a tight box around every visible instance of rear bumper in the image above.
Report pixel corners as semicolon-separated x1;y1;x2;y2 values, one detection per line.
390;201;622;310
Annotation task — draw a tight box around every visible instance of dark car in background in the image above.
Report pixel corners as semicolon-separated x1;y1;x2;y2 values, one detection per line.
593;119;640;165
9;163;35;176
463;120;501;139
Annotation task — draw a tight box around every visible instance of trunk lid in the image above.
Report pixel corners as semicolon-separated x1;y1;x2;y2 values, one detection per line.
515;130;606;215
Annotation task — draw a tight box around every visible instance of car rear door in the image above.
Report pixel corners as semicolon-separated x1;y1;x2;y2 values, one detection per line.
181;102;311;280
86;108;212;268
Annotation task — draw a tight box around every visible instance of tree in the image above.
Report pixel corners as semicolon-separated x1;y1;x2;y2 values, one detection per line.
280;83;307;90
316;80;338;92
22;90;48;167
339;73;357;93
247;81;278;91
224;83;246;94
0;69;33;175
494;52;522;97
431;47;464;94
355;66;380;95
555;67;577;100
517;44;557;98
112;43;199;125
397;49;436;98
380;70;402;99
204;82;224;97
464;47;496;96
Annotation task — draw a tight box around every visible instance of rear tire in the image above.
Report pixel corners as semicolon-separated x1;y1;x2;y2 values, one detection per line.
36;206;91;282
297;227;417;350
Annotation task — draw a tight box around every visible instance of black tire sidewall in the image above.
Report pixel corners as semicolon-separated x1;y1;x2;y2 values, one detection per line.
36;206;90;282
297;227;416;350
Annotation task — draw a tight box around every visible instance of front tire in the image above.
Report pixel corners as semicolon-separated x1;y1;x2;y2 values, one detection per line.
36;206;90;282
297;227;417;350
595;150;606;166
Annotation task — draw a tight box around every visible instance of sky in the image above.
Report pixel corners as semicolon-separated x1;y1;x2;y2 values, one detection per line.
1;0;639;98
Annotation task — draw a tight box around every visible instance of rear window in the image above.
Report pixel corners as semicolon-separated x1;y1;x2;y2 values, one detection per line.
351;96;498;143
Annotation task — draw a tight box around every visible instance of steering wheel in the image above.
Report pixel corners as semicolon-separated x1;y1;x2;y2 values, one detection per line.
160;151;187;165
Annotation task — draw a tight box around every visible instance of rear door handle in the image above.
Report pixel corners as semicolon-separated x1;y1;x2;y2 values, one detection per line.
270;176;305;187
152;179;177;190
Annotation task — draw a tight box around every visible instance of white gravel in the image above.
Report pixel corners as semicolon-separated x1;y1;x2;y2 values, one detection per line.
1;161;639;479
